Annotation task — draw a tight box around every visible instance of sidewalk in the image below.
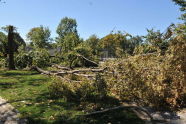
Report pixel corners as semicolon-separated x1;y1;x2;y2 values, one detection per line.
0;97;26;124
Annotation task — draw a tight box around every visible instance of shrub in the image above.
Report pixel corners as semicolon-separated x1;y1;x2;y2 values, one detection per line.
48;78;75;100
31;49;50;68
15;51;32;69
48;77;95;101
0;58;6;68
48;74;108;101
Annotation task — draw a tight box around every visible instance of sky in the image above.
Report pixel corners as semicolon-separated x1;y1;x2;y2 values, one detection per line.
0;0;182;41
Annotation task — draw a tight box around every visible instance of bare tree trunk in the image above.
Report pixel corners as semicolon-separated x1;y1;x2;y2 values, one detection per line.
8;26;15;70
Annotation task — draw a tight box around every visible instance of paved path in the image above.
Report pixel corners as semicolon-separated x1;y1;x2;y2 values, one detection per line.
0;97;26;124
135;107;186;124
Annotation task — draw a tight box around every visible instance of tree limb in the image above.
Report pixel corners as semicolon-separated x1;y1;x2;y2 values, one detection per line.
78;105;155;123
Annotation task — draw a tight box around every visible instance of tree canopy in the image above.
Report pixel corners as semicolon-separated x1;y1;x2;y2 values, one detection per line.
172;0;186;21
27;26;51;49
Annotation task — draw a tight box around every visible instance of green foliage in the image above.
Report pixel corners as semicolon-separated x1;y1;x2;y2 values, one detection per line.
144;29;168;53
15;47;50;69
100;32;127;57
15;47;32;69
27;25;51;49
56;17;78;39
0;58;6;68
0;31;8;57
56;17;78;53
55;17;81;66
85;35;101;56
62;32;80;53
133;44;157;54
49;78;95;101
0;30;25;57
48;78;75;100
63;44;97;68
102;25;186;109
49;74;107;101
100;32;141;57
31;49;50;68
172;0;186;21
13;32;26;52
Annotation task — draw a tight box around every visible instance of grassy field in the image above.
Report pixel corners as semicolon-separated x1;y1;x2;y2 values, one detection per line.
0;70;144;124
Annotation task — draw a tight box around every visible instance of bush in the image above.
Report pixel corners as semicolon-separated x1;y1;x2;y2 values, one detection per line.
48;78;76;100
0;58;6;68
31;49;50;68
15;51;32;69
48;77;95;101
48;74;107;101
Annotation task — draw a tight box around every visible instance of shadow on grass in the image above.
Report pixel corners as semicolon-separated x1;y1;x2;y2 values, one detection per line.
0;69;40;77
0;98;33;106
0;90;144;124
0;70;48;90
21;78;49;86
25;92;144;124
0;82;15;89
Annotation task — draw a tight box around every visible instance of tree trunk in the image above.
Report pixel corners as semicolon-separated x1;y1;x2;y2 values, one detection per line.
8;26;15;70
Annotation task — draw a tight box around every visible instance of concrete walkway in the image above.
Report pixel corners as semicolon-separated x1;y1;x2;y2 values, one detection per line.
0;97;26;124
135;107;186;124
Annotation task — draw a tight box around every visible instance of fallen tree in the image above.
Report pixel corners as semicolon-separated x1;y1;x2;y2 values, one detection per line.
53;64;106;73
31;66;106;80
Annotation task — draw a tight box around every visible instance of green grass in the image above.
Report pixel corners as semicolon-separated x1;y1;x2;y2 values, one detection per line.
0;69;144;124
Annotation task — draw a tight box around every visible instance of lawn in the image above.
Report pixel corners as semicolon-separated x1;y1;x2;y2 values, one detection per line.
0;69;144;124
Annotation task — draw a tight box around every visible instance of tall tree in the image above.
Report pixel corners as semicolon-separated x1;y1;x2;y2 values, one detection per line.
0;26;26;69
1;27;26;52
27;26;51;49
7;26;15;70
56;17;78;52
56;17;78;39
